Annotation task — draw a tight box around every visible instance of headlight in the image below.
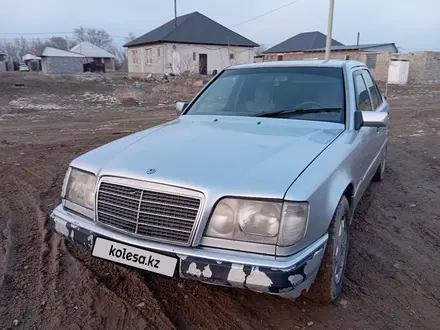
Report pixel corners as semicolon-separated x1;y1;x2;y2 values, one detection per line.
205;198;308;245
63;168;97;210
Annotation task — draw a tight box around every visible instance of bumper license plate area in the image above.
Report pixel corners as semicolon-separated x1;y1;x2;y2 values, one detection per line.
92;237;177;277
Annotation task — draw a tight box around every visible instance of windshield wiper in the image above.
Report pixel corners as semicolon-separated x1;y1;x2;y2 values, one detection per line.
255;108;341;118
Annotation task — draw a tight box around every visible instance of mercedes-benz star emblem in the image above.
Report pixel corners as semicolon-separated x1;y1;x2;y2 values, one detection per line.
146;168;156;175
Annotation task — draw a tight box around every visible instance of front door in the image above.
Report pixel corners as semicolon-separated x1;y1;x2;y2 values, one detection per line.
199;54;207;74
352;70;379;202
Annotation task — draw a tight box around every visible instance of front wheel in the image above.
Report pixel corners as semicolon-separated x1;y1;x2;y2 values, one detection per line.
304;196;350;303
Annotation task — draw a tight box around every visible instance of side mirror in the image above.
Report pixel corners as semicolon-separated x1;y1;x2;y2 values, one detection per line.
175;102;189;116
355;111;389;130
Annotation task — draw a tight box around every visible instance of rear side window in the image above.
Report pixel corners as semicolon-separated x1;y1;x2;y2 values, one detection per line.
362;71;382;110
354;74;372;111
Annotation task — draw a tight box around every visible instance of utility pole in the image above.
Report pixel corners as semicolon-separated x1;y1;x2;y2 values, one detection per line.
174;0;177;27
324;0;335;61
357;32;360;46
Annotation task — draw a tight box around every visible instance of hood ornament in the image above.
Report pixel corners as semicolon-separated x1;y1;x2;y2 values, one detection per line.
146;168;156;175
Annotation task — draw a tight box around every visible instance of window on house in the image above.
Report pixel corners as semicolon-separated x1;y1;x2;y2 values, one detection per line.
277;55;284;61
0;54;5;61
145;48;152;64
354;73;372;111
193;52;196;61
131;49;139;64
345;54;350;60
157;48;160;57
229;53;235;60
366;53;377;69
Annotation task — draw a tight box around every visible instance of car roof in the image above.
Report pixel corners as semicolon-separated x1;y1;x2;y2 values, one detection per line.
226;60;366;70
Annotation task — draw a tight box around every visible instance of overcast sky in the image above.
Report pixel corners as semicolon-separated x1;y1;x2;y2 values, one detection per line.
1;0;439;52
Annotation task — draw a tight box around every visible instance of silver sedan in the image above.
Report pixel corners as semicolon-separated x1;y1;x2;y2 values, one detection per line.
50;60;389;303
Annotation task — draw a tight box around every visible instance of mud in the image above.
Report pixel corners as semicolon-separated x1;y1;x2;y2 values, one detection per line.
0;72;439;330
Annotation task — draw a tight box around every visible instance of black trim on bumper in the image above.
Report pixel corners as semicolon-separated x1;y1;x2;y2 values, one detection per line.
49;215;325;297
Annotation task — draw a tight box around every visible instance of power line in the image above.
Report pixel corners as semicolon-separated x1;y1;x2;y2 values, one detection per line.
231;0;305;28
0;31;72;35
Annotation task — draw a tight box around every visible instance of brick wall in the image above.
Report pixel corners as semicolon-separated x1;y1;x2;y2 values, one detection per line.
42;57;84;74
422;52;440;83
405;52;427;83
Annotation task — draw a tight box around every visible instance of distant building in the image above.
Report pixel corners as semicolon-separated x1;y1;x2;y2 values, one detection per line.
124;11;258;77
22;54;42;71
262;31;398;81
70;41;116;71
0;50;6;72
41;47;85;74
265;31;344;55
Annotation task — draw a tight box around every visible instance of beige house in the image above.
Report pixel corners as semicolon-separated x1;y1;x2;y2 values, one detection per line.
124;11;258;77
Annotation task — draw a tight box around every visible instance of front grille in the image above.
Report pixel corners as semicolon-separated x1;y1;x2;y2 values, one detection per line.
96;181;201;245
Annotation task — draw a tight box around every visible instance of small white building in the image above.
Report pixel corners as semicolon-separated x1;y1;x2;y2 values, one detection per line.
70;41;116;71
124;11;258;76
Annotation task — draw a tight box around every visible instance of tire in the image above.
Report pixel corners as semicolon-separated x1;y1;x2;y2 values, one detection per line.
304;196;350;303
373;146;387;181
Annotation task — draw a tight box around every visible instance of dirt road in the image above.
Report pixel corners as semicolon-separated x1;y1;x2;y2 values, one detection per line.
1;73;439;330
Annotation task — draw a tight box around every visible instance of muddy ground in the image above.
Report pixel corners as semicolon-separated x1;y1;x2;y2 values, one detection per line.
0;72;439;330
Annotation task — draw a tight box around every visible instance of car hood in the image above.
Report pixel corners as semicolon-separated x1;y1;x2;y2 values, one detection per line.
72;115;343;199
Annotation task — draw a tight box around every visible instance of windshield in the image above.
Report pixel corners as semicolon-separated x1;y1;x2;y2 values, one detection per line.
185;67;345;123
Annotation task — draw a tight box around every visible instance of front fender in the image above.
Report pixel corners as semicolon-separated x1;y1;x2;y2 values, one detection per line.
278;133;356;256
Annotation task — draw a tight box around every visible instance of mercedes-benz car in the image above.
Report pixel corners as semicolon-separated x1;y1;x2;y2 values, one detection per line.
49;60;389;303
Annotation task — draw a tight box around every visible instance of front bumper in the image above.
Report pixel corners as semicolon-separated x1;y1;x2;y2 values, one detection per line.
49;204;327;298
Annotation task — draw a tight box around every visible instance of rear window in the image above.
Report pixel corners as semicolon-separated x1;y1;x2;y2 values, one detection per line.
185;67;345;124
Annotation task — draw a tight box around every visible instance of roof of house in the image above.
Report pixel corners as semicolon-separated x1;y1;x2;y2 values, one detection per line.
265;31;344;53
41;47;85;57
22;54;42;61
124;11;259;48
304;43;398;52
70;41;115;58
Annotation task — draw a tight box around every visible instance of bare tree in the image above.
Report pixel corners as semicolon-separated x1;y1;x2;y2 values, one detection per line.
0;37;37;62
47;37;69;50
112;33;137;71
73;27;87;42
126;32;136;43
254;44;268;56
73;26;113;50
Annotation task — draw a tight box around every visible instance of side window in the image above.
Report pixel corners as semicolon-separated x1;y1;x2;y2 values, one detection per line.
354;73;372;111
362;70;382;110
